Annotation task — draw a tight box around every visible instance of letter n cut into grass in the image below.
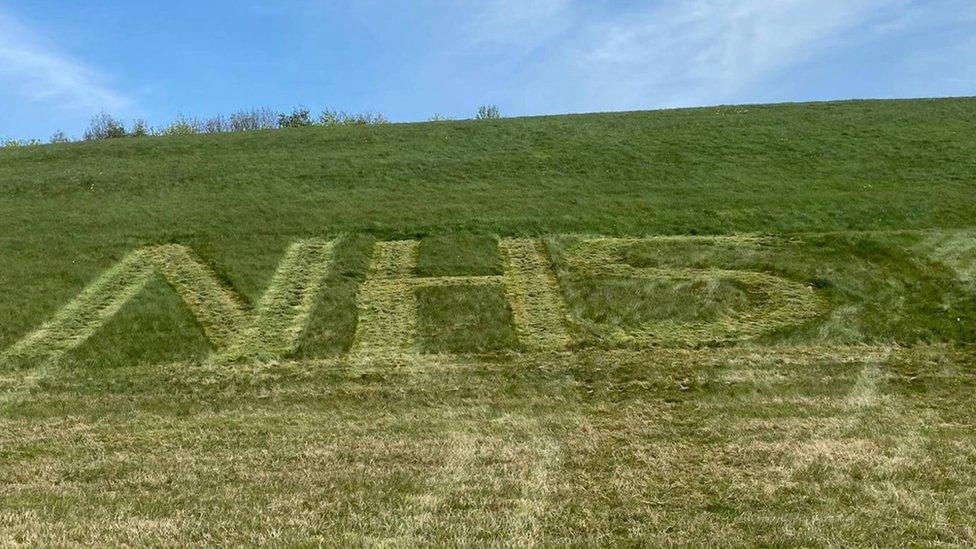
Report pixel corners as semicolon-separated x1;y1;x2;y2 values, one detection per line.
2;240;338;369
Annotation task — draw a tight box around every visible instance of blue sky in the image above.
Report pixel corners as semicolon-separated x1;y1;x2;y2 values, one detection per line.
1;0;974;140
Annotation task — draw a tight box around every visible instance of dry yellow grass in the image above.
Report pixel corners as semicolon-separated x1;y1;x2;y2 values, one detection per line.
3;345;974;545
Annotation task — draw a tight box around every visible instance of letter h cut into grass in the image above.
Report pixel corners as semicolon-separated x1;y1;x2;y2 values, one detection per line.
1;240;336;368
349;238;573;361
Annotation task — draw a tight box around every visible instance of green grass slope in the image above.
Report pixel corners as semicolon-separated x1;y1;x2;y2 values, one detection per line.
2;97;975;350
1;98;975;241
1;98;976;545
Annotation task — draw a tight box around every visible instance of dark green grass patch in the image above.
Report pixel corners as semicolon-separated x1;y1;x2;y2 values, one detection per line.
416;285;517;353
59;276;213;370
294;234;375;358
416;234;502;277
568;275;756;328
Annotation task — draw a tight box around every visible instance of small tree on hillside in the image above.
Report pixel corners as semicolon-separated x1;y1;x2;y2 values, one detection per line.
476;105;501;120
163;114;201;136
130;119;150;137
278;107;314;128
84;112;127;140
230;108;279;131
204;114;230;133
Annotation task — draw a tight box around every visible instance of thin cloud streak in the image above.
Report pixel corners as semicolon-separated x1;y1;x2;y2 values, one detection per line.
0;11;134;116
567;0;904;110
466;0;574;48
460;0;973;114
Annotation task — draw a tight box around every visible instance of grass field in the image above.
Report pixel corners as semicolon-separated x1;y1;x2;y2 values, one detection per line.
1;98;975;545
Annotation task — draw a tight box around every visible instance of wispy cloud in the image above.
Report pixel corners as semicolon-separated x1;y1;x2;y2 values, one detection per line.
456;0;976;114
561;0;906;110
0;10;134;115
244;0;976;122
465;0;574;48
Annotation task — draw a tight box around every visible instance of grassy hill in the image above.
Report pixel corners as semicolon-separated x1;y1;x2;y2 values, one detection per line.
1;98;975;545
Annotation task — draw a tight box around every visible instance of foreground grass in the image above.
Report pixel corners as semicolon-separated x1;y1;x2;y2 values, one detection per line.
1;98;976;544
2;347;975;545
